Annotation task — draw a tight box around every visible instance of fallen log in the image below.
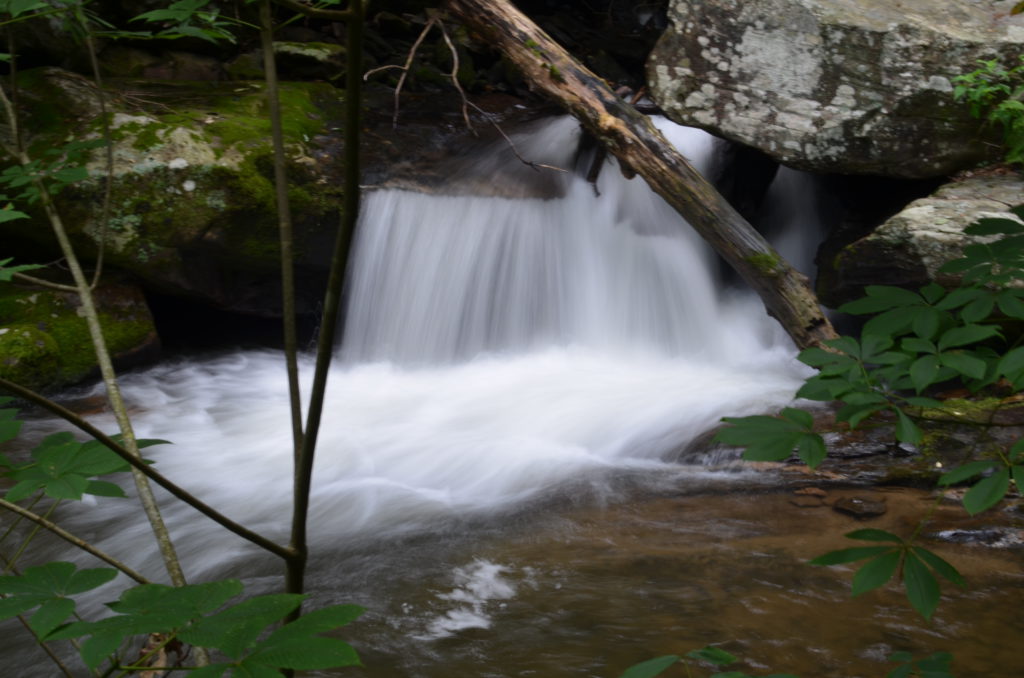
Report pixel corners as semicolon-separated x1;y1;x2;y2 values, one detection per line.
444;0;837;350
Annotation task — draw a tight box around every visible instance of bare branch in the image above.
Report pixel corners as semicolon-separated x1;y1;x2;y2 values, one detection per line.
0;499;151;584
437;19;473;132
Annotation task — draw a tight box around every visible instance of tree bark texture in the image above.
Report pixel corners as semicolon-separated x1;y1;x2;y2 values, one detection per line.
444;0;837;350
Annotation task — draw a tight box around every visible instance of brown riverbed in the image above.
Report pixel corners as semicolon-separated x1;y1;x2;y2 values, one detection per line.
330;483;1023;678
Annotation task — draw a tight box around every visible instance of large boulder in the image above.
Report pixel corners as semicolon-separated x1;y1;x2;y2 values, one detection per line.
3;68;535;317
819;172;1024;306
647;0;1024;178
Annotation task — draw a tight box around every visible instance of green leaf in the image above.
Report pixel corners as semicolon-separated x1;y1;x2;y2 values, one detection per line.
1013;464;1024;492
912;308;942;339
863;308;913;337
618;655;680;678
780;407;813;428
65;568;118;596
686;646;738;666
939;352;987;380
84;480;127;498
180;593;304;658
809;546;894;566
910;355;941;393
997;290;1024;319
901;337;936;354
903;554;940;620
846;529;903;543
938;324;1000;351
997;346;1024;382
851;551;901;596
960;295;995;323
894;409;922;445
80;631;124;670
939;460;1000;486
964;216;1024;235
31;597;75;637
840;286;921;314
262;604;364;645
912;547;965;589
247;636;361;670
796;434;826;469
962;468;1010;515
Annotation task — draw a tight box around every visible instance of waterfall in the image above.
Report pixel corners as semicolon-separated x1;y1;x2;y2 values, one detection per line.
32;117;814;582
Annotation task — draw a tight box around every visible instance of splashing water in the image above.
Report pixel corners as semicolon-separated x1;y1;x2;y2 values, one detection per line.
43;118;814;583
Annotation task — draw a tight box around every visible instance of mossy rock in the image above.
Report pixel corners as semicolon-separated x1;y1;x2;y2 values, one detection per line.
0;282;160;392
5;68;347;316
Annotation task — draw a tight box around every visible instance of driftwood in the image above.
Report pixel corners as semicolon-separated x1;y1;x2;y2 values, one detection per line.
444;0;837;350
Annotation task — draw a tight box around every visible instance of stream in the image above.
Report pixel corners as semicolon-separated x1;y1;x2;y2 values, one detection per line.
4;117;1022;677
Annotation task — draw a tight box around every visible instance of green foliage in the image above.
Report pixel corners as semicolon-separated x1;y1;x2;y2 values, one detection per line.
124;0;240;44
0;139;106;203
954;57;1024;164
618;647;798;678
716;407;824;467
810;529;964;620
0;401;168;502
887;651;954;678
715;213;1023;630
0;570;363;675
0;562;117;637
0;256;40;282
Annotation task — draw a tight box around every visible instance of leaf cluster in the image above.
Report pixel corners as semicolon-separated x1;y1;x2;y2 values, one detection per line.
0;563;363;675
810;529;963;620
0;399;168;502
887;651;954;678
0;139;106;203
619;646;797;678
954;56;1024;164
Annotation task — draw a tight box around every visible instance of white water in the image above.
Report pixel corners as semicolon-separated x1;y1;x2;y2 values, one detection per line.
50;117;814;582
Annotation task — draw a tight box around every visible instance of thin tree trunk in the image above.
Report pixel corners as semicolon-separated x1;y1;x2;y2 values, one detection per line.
444;0;837;350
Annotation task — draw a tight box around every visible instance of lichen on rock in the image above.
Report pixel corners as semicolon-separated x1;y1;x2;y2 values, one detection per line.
647;0;1024;177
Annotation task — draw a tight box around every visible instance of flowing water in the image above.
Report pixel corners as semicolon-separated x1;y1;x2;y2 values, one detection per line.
5;118;1021;676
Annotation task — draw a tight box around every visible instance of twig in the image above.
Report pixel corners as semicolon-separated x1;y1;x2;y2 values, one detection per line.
80;19;114;291
11;272;78;292
270;0;351;21
466;100;567;173
0;376;295;562
260;0;305;461
0;498;150;584
364;15;436;128
437;19;473;132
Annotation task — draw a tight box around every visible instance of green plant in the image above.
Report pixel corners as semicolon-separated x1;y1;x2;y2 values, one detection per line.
618;646;798;678
713;207;1024;667
0;0;367;673
953;56;1024;164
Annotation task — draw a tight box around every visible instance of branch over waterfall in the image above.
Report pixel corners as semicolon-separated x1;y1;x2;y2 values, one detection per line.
444;0;837;350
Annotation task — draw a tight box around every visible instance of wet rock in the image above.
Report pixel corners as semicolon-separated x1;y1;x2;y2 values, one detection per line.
0;282;159;392
930;527;1024;548
789;495;825;508
821;172;1024;305
832;495;887;519
647;0;1024;177
3;66;546;318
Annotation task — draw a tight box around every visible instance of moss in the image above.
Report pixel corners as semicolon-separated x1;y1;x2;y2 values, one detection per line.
917;397;1006;425
0;284;156;391
0;324;60;390
745;252;783;275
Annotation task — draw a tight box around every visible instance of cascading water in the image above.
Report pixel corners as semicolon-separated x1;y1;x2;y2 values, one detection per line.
7;117;837;676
